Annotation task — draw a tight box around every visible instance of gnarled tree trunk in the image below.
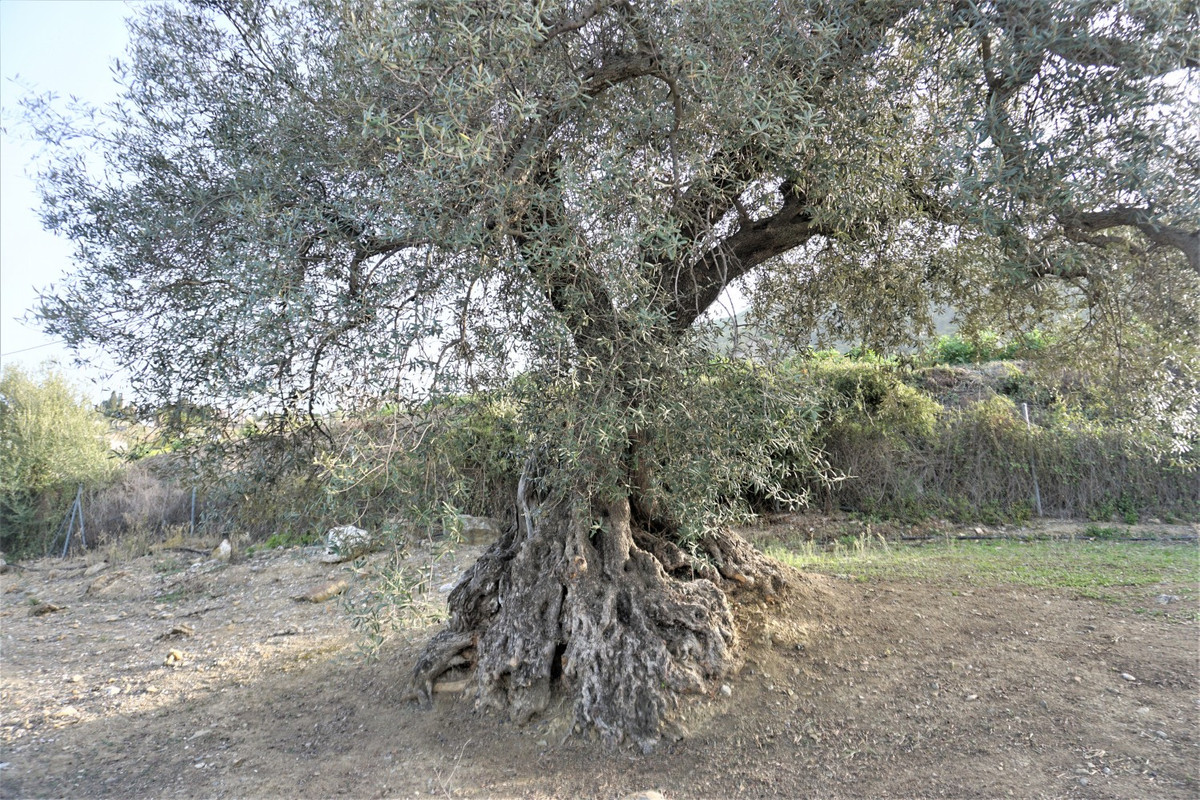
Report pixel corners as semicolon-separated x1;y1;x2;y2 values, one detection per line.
410;476;789;751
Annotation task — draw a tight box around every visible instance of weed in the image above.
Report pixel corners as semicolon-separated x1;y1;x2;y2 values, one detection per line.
262;529;319;550
153;557;183;575
1083;524;1122;540
155;587;186;604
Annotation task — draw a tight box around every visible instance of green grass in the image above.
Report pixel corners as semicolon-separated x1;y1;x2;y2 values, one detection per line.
767;537;1199;603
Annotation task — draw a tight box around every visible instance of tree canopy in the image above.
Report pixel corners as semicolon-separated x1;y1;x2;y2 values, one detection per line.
32;0;1199;410
26;0;1200;748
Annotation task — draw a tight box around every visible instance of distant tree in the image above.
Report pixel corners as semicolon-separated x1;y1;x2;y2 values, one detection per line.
0;365;114;555
26;0;1198;747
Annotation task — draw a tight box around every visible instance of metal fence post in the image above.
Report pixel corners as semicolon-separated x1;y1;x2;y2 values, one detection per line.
1022;403;1043;517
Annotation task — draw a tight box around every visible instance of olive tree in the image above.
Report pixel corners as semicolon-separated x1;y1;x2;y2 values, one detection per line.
28;0;1198;748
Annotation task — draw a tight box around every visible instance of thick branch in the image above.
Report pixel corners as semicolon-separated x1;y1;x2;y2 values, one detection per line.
538;1;625;45
1064;207;1200;274
664;186;825;333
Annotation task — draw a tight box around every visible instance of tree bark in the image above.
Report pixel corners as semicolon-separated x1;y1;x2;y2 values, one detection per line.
409;477;788;751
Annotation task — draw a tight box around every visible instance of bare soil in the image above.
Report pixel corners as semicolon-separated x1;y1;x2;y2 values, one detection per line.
1;518;1197;799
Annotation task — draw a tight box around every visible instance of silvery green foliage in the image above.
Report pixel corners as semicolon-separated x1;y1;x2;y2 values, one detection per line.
28;0;1199;474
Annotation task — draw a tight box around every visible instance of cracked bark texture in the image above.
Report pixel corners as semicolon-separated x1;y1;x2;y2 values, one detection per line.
410;486;784;751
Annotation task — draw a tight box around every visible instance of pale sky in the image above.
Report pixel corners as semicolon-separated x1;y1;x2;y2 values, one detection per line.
0;0;136;397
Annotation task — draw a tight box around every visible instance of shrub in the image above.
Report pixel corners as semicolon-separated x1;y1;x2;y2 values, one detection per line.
925;329;1048;366
0;365;117;556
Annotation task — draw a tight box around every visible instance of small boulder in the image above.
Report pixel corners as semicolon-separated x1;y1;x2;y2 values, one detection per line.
320;525;374;563
457;515;502;545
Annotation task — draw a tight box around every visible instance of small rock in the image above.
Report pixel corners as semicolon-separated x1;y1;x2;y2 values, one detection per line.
719;684;732;697
294;579;349;603
457;515;503;545
1155;594;1180;605
65;674;82;683
156;623;195;640
104;686;121;697
624;792;666;800
1120;672;1136;682
438;582;456;594
86;571;134;597
1102;767;1112;776
1079;777;1089;787
1071;676;1082;683
164;649;185;667
29;600;63;617
965;694;978;701
1154;730;1168;739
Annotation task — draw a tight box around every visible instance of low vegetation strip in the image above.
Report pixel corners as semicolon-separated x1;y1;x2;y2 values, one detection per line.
767;534;1199;608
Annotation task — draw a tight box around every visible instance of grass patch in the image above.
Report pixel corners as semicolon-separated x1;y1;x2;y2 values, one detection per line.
154;587;187;604
768;538;1199;602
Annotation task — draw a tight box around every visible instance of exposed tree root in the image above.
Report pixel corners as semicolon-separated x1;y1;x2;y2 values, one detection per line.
407;487;792;751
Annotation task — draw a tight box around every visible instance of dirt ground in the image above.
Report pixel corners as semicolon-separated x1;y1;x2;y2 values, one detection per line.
1;518;1196;800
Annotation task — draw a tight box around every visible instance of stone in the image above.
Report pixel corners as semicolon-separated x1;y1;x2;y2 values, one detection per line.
624;793;666;800
719;684;732;697
295;579;349;603
86;571;136;598
457;515;502;545
29;601;63;617
320;525;374;563
156;623;195;640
